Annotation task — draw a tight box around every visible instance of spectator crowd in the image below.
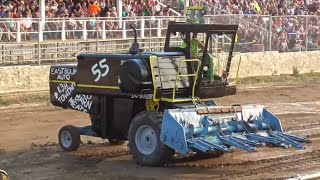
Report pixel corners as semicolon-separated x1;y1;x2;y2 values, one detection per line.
0;0;179;41
197;0;320;51
0;0;319;51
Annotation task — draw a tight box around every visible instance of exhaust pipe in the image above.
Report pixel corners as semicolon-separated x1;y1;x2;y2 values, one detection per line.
129;24;139;55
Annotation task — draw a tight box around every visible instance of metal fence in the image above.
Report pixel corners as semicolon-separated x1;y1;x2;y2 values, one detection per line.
0;15;319;65
0;16;185;43
0;16;185;65
206;14;320;52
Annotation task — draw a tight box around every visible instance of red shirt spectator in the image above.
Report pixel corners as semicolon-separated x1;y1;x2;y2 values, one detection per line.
88;1;101;15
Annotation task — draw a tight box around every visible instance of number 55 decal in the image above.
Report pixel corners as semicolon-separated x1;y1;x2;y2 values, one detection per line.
91;58;110;82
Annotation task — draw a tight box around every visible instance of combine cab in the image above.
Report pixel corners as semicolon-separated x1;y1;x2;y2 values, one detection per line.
49;22;309;166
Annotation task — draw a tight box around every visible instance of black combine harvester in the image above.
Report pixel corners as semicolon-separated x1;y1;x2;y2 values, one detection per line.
49;21;309;166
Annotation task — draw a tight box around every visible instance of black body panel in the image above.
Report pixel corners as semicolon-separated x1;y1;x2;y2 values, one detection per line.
49;65;100;114
104;97;146;139
75;54;125;93
198;84;236;99
75;52;185;96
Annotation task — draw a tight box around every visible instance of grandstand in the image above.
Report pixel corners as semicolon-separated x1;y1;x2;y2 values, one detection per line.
0;0;319;65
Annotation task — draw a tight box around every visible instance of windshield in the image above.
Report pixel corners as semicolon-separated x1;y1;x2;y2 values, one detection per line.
165;31;237;83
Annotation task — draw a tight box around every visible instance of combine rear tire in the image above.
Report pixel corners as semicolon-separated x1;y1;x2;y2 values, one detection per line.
58;125;81;152
128;111;175;166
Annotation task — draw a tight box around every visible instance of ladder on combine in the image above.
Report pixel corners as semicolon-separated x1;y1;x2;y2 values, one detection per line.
150;55;201;103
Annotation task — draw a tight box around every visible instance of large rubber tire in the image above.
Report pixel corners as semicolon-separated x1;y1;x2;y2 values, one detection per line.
58;125;81;152
128;111;175;166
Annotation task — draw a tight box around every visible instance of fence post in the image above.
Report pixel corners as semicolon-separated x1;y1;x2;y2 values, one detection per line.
268;15;272;51
140;18;145;38
149;18;151;51
157;18;161;37
102;20;106;40
96;18;99;52
184;0;189;12
261;30;264;51
16;21;21;43
122;20;126;39
305;16;308;51
204;16;209;24
37;41;41;65
37;18;41;65
117;0;123;29
83;20;87;40
61;20;66;41
38;18;43;42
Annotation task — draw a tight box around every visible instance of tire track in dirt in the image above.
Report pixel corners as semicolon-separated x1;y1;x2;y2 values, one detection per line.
166;148;320;180
229;149;320;180
285;122;320;131
30;122;318;179
72;148;130;161
40;123;320;173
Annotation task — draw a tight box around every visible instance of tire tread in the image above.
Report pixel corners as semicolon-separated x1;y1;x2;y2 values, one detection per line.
128;111;175;166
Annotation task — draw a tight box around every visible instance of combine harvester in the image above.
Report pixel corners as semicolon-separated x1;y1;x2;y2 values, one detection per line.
49;14;309;166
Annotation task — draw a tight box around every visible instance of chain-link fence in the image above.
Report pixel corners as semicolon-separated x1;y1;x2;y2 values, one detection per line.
206;15;271;52
205;14;320;52
270;15;320;52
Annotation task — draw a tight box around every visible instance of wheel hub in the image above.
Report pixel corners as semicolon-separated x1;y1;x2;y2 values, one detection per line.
135;125;157;155
61;131;72;148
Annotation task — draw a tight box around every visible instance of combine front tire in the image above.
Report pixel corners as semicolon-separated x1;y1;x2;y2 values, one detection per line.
128;111;175;166
58;125;81;152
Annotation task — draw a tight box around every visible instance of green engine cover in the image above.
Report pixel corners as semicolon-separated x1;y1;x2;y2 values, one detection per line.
205;53;214;82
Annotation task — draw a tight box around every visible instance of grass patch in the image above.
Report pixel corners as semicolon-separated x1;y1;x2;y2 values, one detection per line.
0;92;50;106
231;72;320;85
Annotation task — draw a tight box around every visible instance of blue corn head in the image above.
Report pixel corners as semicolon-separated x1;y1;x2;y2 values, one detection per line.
160;105;309;155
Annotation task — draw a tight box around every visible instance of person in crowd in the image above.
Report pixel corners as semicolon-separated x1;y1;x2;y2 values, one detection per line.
0;0;318;53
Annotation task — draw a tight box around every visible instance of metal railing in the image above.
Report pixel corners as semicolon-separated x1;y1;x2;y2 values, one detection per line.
1;15;319;50
205;14;320;52
0;16;185;65
0;16;185;43
0;15;319;65
206;15;271;52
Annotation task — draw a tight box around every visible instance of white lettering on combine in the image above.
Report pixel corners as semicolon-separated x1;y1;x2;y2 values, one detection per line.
68;95;93;113
91;59;110;82
57;74;71;81
51;67;77;75
54;83;75;103
131;94;153;100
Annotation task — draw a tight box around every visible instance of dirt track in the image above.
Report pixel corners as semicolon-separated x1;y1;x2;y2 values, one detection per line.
1;83;320;180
